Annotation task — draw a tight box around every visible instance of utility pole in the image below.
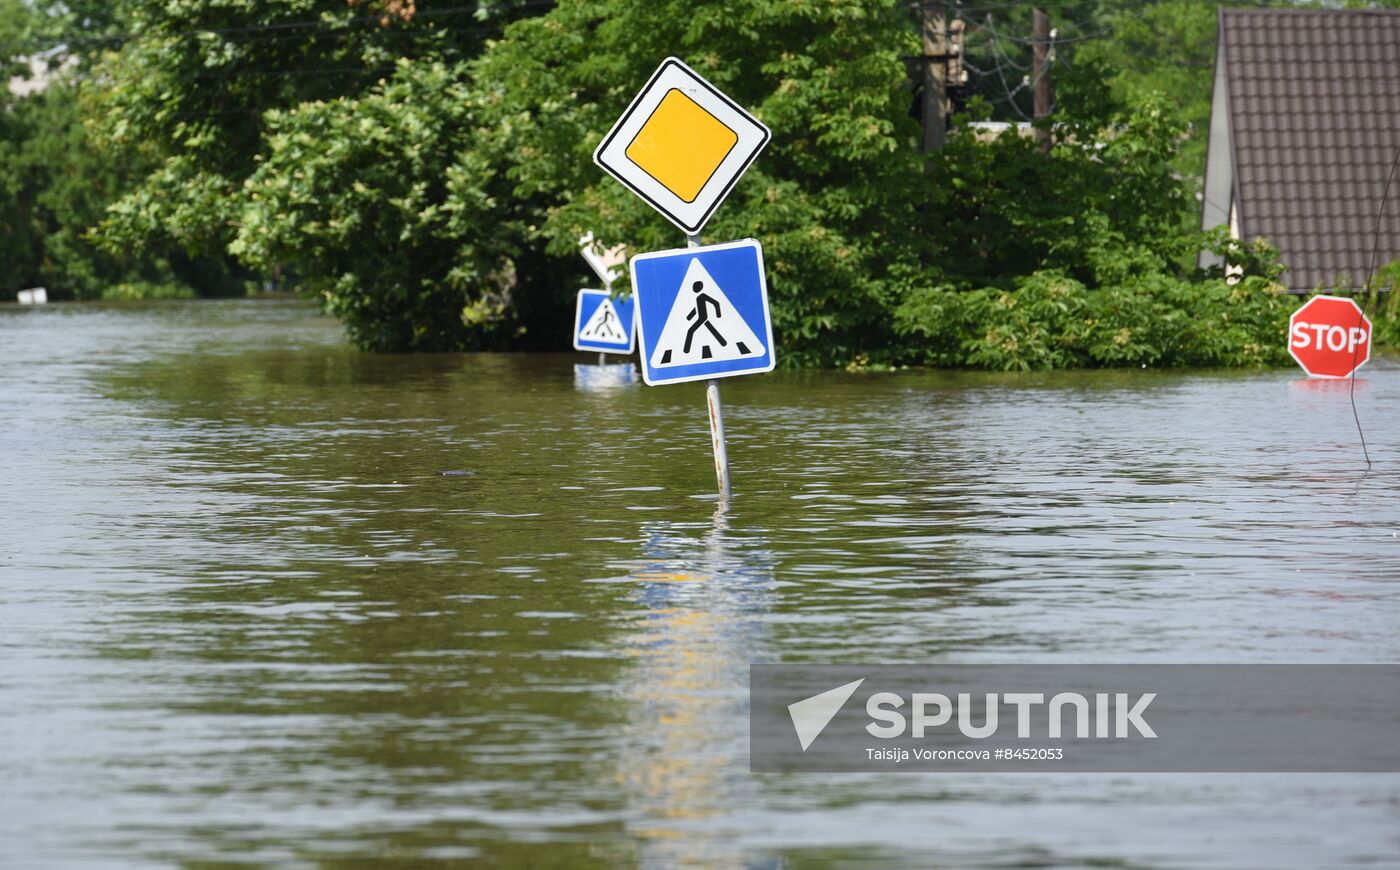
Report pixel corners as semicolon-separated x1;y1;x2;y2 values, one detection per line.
921;4;947;154
1032;7;1054;153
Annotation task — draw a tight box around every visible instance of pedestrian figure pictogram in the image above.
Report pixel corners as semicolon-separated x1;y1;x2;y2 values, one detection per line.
651;258;762;368
681;277;724;360
581;297;626;343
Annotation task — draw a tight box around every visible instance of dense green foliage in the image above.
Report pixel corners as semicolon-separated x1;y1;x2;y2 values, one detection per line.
0;0;186;299
468;0;932;363
94;0;535;260
201;0;1281;364
1071;0;1226;190
895;273;1295;371
5;0;1397;367
229;60;551;351
1362;262;1400;349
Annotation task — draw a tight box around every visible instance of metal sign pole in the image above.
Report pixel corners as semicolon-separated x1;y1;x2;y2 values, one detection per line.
706;378;732;503
687;232;732;503
599;276;609;367
598;276;613;366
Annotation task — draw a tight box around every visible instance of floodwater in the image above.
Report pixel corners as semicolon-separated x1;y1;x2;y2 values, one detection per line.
1;299;1397;868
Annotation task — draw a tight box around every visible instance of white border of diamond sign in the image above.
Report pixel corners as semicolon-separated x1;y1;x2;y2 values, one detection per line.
593;57;771;235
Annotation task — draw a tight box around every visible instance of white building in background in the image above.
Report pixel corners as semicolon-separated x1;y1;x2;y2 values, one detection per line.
7;52;78;98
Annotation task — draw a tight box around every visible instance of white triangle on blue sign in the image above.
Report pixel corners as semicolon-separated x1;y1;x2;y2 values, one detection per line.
649;258;764;368
579;296;628;344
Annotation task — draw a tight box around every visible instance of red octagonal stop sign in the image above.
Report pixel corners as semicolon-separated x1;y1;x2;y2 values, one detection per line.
1288;294;1371;379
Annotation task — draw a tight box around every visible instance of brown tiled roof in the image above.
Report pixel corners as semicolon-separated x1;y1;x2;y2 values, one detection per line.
1220;7;1400;289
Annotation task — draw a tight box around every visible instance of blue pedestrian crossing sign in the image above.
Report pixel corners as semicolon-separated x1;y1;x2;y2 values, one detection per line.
630;239;775;386
574;289;636;354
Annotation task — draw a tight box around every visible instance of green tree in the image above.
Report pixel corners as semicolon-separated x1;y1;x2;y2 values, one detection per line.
0;0;183;299
95;0;543;281
460;0;930;364
1072;0;1230;194
212;0;931;356
229;60;548;351
88;0;1297;367
215;0;1238;362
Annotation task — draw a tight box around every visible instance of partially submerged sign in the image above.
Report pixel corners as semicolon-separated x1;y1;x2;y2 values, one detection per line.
594;57;771;235
574;288;636;354
1288;294;1371;379
630;239;774;385
595;59;774;501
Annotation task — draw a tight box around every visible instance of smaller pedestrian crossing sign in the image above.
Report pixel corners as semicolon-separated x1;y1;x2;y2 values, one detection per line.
630;239;775;386
574;289;636;354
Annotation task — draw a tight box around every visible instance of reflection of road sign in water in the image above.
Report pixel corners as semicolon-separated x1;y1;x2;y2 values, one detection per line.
631;239;774;385
574;362;639;390
594;58;771;235
574;289;636;353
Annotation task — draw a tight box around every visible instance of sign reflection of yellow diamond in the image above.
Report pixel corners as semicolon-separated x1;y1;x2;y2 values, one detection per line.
625;89;739;204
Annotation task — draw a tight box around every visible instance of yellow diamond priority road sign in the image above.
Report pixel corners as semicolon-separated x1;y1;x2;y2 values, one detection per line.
594;57;771;235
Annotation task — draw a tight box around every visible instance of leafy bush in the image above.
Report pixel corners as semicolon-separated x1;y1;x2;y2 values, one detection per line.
894;272;1297;371
0;79;182;300
100;281;195;301
1359;261;1400;349
229;61;526;351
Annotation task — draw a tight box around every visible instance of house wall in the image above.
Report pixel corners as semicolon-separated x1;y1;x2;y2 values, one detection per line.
1198;21;1235;271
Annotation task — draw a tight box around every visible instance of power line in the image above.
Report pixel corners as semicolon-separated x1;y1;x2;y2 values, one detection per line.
1351;142;1400;470
186;64;402;81
985;26;1031;72
959;14;1035;119
980;41;1033;118
954;2;1135;124
958;3;1149;48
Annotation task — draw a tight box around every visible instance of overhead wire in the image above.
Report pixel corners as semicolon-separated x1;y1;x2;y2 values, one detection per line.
959;13;1040;120
950;0;1147;124
1350;143;1400;470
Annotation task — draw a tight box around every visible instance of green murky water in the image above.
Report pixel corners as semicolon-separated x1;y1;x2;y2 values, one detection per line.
2;299;1398;867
